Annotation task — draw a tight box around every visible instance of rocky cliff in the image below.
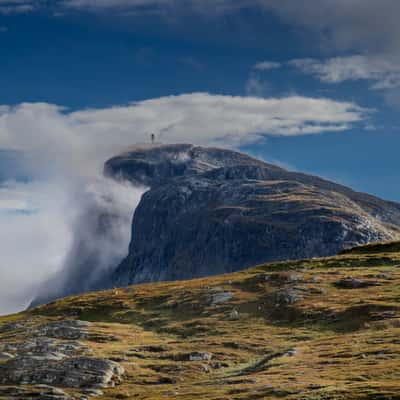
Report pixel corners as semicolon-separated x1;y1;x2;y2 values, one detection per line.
106;144;400;287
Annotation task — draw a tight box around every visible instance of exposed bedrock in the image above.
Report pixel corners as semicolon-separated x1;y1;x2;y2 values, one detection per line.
105;144;400;286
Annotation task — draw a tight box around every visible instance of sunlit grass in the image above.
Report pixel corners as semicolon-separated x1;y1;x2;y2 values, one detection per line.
2;241;400;399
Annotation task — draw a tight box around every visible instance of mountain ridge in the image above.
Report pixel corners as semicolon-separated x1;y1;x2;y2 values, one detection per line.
31;143;400;306
107;144;400;287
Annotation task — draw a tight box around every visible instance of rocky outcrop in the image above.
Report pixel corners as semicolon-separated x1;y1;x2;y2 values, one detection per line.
0;356;124;389
0;385;73;400
0;320;124;397
106;144;400;287
104;143;271;186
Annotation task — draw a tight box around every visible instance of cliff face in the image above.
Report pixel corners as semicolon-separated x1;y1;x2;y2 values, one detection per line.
106;144;400;287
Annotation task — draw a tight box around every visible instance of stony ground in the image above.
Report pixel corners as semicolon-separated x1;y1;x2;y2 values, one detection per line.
2;241;400;399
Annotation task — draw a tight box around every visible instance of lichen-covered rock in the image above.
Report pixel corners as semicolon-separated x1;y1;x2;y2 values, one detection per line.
209;291;234;306
335;277;381;289
0;356;124;389
275;289;304;305
189;352;213;361
0;385;72;400
37;320;90;340
228;309;240;320
0;320;124;396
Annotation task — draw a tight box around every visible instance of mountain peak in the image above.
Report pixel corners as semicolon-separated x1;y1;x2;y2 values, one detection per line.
31;144;400;306
104;143;275;187
108;144;400;288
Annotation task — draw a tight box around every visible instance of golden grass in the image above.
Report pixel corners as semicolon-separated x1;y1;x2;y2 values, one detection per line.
2;243;400;399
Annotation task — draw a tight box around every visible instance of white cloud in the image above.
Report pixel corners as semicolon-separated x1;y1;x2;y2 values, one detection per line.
0;94;368;172
245;76;268;98
0;0;36;14
0;92;369;315
69;93;368;145
60;0;244;14
0;183;31;211
62;0;167;8
290;56;400;90
254;1;400;105
0;180;73;314
56;0;400;55
257;1;400;55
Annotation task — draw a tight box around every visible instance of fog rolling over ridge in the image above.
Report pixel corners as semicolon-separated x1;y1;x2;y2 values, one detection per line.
0;103;149;316
0;174;145;316
30;178;146;308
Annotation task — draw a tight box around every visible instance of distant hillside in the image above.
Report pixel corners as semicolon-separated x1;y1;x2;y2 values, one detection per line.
2;242;400;399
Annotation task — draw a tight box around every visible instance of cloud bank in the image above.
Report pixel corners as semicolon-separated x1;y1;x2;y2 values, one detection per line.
0;92;369;315
0;0;37;15
289;56;400;91
4;0;400;100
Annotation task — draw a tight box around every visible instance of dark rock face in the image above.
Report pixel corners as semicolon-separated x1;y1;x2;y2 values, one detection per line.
104;143;270;186
107;144;400;287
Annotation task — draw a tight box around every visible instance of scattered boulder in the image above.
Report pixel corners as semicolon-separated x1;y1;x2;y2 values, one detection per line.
335;277;381;289
0;385;72;400
189;352;213;361
225;378;258;385
167;351;213;362
156;376;178;385
375;273;392;279
283;348;297;357
210;361;228;369
36;385;72;399
275;289;304;305
229;309;240;320
37;320;90;340
138;345;168;353
287;274;303;283
82;388;104;397
311;276;322;283
199;363;210;373
209;291;234;306
0;352;14;360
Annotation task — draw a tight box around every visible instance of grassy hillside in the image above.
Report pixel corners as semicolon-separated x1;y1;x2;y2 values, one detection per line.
2;242;400;399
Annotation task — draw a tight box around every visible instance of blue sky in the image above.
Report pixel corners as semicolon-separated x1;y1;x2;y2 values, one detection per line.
1;1;399;200
1;0;400;314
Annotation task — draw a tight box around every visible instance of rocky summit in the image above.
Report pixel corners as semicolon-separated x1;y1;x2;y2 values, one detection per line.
2;241;400;399
106;143;400;287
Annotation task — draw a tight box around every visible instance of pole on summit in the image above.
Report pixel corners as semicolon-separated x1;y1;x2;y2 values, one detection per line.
151;133;155;144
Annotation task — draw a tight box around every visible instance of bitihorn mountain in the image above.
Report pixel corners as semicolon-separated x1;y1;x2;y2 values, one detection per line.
107;144;400;286
32;144;400;306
